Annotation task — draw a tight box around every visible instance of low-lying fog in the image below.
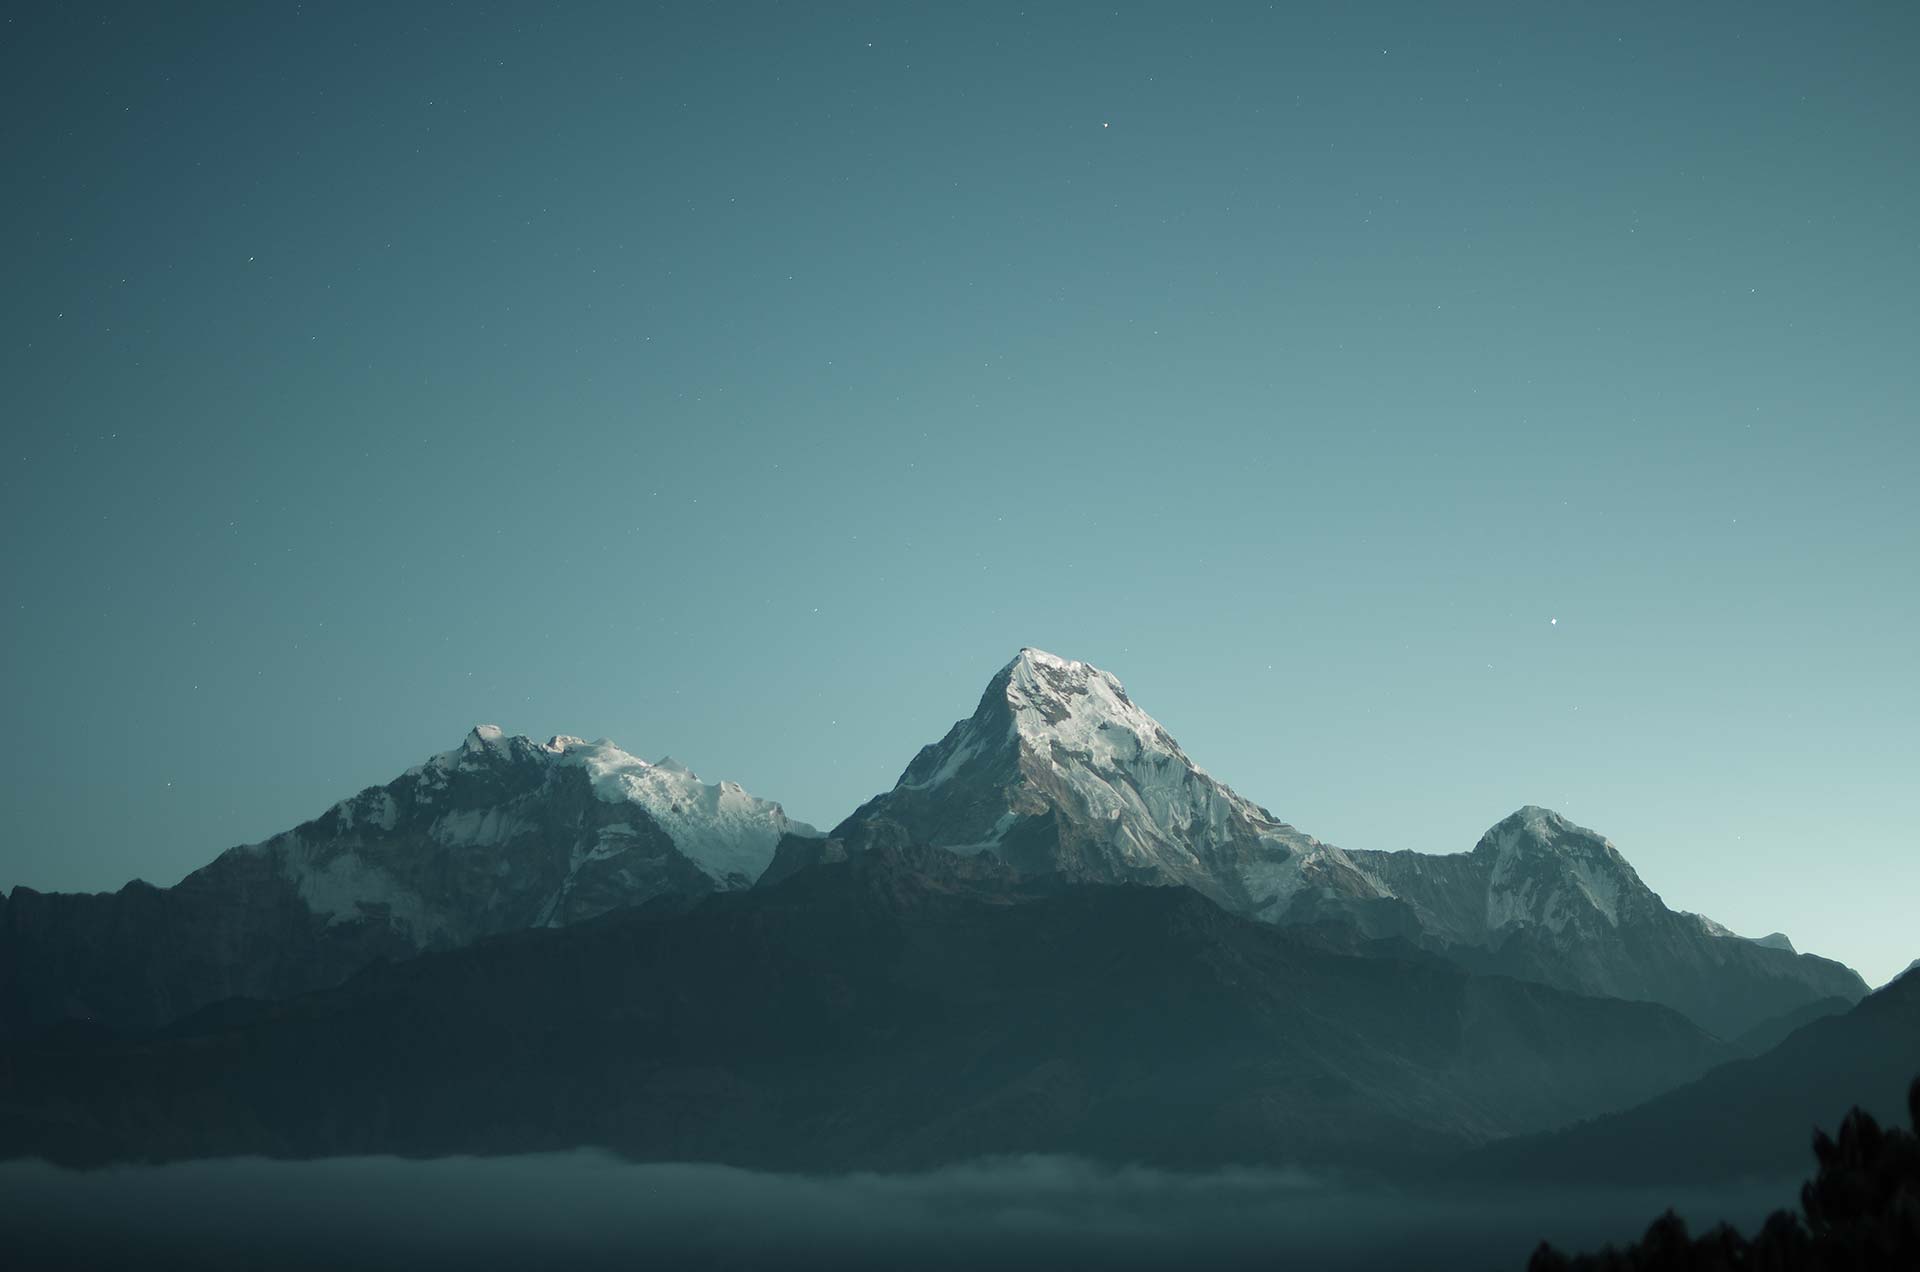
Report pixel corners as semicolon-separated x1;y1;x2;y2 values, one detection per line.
1;1152;1798;1271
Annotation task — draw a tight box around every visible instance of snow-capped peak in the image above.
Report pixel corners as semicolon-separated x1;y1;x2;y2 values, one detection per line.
1478;806;1617;862
462;723;508;753
1001;648;1190;773
1474;806;1645;931
892;648;1212;804
848;649;1358;916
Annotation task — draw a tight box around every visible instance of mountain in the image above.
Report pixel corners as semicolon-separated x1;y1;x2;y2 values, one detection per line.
0;727;814;1037
1344;807;1867;1039
1465;968;1920;1186
769;650;1865;1037
0;843;1730;1172
766;649;1395;923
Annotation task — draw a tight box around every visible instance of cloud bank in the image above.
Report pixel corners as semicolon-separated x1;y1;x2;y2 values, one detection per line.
0;1152;1798;1271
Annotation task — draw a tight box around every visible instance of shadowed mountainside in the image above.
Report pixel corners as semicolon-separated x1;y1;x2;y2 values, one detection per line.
1468;969;1920;1188
0;845;1728;1172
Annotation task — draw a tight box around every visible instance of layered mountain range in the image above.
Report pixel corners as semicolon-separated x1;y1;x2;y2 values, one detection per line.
1466;966;1920;1186
1;647;1903;1175
0;648;1873;1058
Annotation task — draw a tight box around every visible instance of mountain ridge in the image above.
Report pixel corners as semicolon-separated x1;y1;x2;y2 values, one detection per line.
0;648;1870;1042
1344;805;1866;1037
774;650;1866;1037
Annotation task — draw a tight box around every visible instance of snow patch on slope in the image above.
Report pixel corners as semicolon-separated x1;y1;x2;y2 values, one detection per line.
333;789;399;834
288;842;448;938
427;806;534;849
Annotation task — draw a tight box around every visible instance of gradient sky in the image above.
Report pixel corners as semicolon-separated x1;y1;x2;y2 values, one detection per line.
3;2;1915;985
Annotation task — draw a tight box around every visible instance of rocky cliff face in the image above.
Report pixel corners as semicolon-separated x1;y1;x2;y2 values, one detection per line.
0;727;814;1036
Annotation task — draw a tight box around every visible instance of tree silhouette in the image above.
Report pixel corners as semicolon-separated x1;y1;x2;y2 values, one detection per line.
1528;1077;1920;1271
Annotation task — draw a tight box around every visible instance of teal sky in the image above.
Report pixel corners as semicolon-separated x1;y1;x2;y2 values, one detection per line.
3;3;1915;986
